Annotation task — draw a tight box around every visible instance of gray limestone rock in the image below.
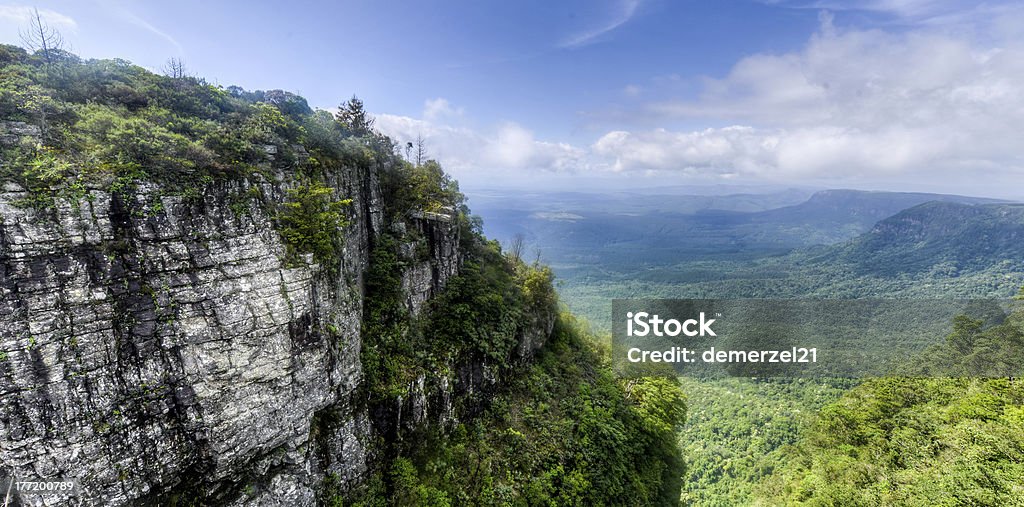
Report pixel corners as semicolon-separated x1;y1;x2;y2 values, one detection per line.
0;159;546;506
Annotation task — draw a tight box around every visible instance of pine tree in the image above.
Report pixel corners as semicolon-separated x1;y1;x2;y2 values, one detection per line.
336;95;374;136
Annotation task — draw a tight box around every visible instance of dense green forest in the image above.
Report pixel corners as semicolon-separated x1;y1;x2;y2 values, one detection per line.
759;377;1024;505
696;302;1009;506
762;387;1019;500
678;378;854;506
349;309;687;505
0;46;688;505
755;304;1024;505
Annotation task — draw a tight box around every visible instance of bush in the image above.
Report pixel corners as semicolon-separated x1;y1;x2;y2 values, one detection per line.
277;180;351;269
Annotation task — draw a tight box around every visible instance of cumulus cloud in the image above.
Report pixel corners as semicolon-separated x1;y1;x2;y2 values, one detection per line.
594;127;776;175
484;123;584;171
423;98;464;121
594;8;1024;182
374;101;585;181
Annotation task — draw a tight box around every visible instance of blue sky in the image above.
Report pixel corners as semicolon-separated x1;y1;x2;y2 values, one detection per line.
2;1;1024;197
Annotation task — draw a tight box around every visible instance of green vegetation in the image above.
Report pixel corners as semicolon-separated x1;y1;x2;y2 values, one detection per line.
353;156;686;503
2;49;280;192
359;137;547;397
1;45;688;504
356;226;688;505
679;378;853;506
0;44;391;270
760;378;1024;505
379;157;466;217
352;312;687;506
758;310;1024;505
487;189;1024;505
13;41;1024;506
278;180;351;270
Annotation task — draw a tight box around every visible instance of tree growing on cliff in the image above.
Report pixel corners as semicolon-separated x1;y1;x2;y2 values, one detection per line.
20;7;64;66
336;95;374;136
414;133;426;167
163;57;187;79
278;180;352;270
508;233;525;262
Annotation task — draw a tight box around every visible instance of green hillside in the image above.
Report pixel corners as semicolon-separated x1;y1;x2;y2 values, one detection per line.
827;202;1024;276
472;189;1004;279
557;200;1024;330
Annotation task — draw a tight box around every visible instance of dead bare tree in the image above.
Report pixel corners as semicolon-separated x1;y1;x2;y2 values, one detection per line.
414;134;427;167
509;233;525;261
20;7;64;66
163;57;187;79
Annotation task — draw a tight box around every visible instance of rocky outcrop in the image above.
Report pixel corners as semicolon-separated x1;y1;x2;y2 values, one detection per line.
0;121;41;147
399;212;460;316
0;154;473;506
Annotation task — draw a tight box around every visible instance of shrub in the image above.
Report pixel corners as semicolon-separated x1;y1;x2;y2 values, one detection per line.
277;180;351;270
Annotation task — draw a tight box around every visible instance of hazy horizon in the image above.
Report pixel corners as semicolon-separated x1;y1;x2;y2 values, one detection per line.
460;180;1024;202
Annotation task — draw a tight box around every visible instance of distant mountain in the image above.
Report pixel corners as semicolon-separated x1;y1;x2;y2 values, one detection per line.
470;188;815;249
736;189;1007;245
825;202;1024;276
471;188;1011;271
467;187;814;216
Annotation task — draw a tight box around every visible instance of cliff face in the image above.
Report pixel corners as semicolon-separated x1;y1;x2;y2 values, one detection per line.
0;155;494;505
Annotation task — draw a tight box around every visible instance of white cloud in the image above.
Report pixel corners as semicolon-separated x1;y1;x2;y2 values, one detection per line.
593;127;776;175
592;7;1024;183
623;84;642;97
483;123;584;171
423;97;463;121
559;0;640;49
376;6;1024;193
0;5;77;31
374;103;585;182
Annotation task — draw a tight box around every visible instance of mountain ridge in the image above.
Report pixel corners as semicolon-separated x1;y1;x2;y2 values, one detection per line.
823;201;1024;276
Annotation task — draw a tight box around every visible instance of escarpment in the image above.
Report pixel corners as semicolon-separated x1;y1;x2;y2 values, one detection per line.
0;151;554;505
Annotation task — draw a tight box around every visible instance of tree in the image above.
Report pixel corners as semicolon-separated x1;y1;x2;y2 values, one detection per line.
508;233;525;262
163;57;187;79
336;95;374;136
947;314;983;354
20;7;64;66
414;133;427;167
278;181;352;268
